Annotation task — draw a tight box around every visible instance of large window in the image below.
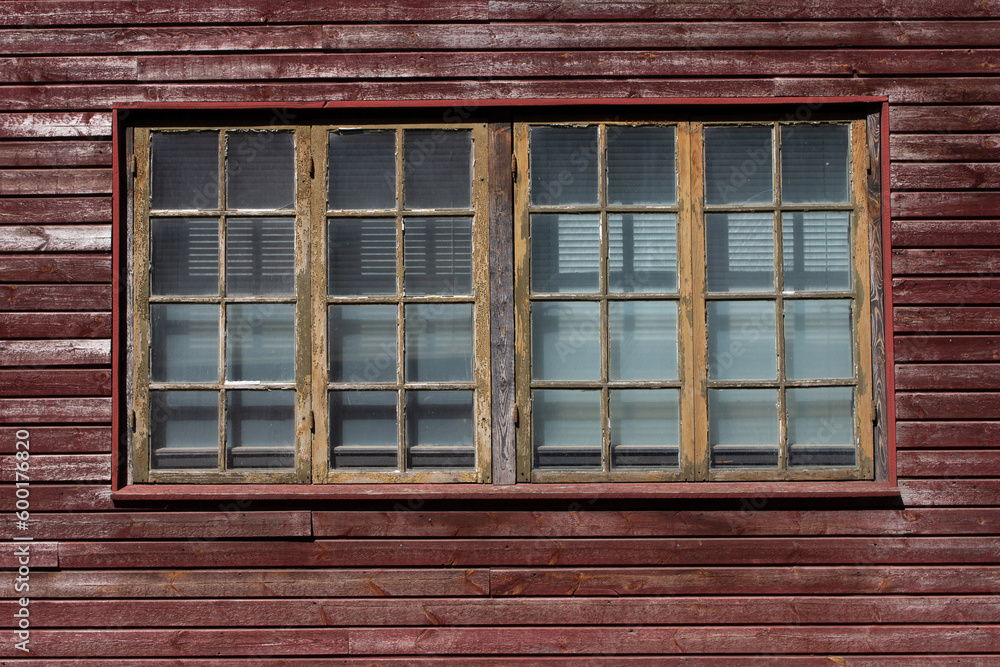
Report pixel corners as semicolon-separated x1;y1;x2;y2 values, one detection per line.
125;109;884;485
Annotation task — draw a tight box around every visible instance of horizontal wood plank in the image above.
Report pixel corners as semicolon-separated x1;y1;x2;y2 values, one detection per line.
490;566;1000;596
891;163;1000;191
899;450;1000;478
900;479;1000;505
897;392;1000;419
0;339;111;367
892;278;1000;304
0;312;111;338
0;284;111;311
313;508;1000;538
0;568;490;598
0;169;110;196
0;484;113;512
892;191;1000;218
894;308;1000;334
56;537;1000;569
0;197;110;224
893;249;1000;276
0;369;113;397
0;112;111;139
0;453;109;482
895;364;1000;391
0;397;111;423
0;140;111;167
0;426;109;453
0;225;111;252
0;253;112;283
892;134;1000;161
897;421;1000;448
892;105;1000;133
0;542;57;569
0;511;311;540
4;595;999;628
2;625;999;658
894;335;1000;361
892;220;1000;248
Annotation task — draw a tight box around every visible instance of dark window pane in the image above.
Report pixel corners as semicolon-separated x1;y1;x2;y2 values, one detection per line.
329;305;397;383
706;213;775;293
610;389;680;469
404;217;472;296
330;391;398;469
406;390;474;469
328;130;396;210
328;217;397;296
151;131;219;210
531;213;600;294
607;125;676;205
227;131;295;210
532;389;602;469
150;390;218;470
787;387;855;467
530;126;599;206
781;124;850;204
709;389;779;468
705;126;773;205
404;130;472;209
151;217;218;295
226;390;295;469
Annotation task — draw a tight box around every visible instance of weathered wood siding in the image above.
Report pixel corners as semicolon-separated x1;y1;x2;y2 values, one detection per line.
2;0;1000;661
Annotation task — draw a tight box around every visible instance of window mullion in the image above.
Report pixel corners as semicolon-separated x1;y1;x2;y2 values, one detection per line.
310;124;330;484
132;128;152;484
293;125;314;484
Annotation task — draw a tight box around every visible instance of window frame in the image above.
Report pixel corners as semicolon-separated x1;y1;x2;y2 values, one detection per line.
111;99;895;497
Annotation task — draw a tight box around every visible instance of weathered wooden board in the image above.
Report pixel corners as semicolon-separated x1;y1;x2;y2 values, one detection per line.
0;312;111;338
0;285;112;311
0;484;113;512
0;511;312;539
892;105;1000;133
0;370;113;396
0;141;111;167
891;134;1000;161
0;169;111;196
892;192;1000;219
893;249;1000;276
0;568;491;598
899;450;1000;477
892;278;1000;304
0;197;110;224
897;421;1000;448
897;392;1000;419
0;254;112;283
0;225;111;252
313;508;1000;538
0;426;110;453
55;536;1000;569
0;112;111;138
895;364;1000;390
5;595;999;628
894;335;1000;362
891;163;1000;191
0;453;109;482
894;308;1000;334
900;479;1000;506
0;542;57;569
0;397;111;423
893;221;1000;248
0;340;111;367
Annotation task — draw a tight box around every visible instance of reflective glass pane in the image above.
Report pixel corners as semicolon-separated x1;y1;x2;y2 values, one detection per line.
151;217;218;295
705;126;773;205
226;390;294;469
532;389;601;469
330;391;398;469
709;388;779;468
404;130;472;209
404;303;473;382
226;304;295;382
610;389;679;469
782;212;851;291
608;301;677;381
329;305;397;383
226;131;294;210
530;126;599;206
328;217;397;296
781;124;850;204
226;217;295;295
404;216;472;296
609;213;677;293
406;390;474;469
531;213;600;293
787;387;856;467
607;125;676;205
531;301;600;381
706;213;775;292
328;130;396;210
150;390;218;469
707;301;776;381
150;131;219;210
784;300;853;380
150;304;218;383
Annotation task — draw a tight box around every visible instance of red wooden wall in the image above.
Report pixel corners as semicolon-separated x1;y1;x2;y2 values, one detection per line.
2;1;1000;662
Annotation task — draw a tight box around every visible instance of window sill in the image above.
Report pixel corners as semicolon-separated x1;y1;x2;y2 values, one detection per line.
112;481;900;503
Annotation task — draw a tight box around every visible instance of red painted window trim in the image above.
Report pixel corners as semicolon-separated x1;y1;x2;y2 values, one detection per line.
111;96;895;495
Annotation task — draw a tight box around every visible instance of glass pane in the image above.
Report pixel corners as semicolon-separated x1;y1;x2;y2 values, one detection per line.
608;301;677;381
609;213;677;293
785;300;854;380
709;388;779;468
150;304;218;383
150;390;218;469
531;213;600;293
226;131;294;210
328;217;397;296
151;217;218;295
533;389;601;469
610;389;679;469
328;130;396;210
404;130;472;209
787;387;856;467
150;131;219;210
707;301;776;381
329;305;397;383
226;304;295;382
607;125;676;205
226;217;295;295
404;216;472;296
781;124;850;204
531;301;600;382
706;213;775;292
406;390;474;469
330;391;398;469
405;303;473;382
705;126;773;205
782;211;851;291
226;390;294;469
530;126;599;206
